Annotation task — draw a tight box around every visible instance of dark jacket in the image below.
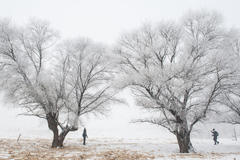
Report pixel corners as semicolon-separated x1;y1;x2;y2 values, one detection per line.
82;132;87;138
82;128;88;138
211;130;218;138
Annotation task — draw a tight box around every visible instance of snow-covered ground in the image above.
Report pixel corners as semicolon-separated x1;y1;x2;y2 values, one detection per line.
1;93;240;159
1;105;240;159
0;137;240;159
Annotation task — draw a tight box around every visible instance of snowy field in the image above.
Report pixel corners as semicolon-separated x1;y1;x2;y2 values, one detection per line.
0;137;240;159
1;105;240;159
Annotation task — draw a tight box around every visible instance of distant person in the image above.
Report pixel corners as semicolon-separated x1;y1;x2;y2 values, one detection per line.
211;128;219;145
82;128;88;145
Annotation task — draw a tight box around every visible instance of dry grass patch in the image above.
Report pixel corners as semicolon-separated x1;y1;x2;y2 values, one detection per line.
0;138;156;160
97;149;155;160
1;138;240;159
168;152;239;159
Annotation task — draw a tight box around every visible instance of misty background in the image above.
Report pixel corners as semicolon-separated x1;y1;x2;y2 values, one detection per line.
0;0;240;141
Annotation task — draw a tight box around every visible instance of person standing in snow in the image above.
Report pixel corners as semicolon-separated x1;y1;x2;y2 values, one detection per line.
211;128;219;145
82;128;88;145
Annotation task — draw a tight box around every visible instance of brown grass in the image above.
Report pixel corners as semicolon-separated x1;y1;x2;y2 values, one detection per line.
0;138;239;160
0;138;155;160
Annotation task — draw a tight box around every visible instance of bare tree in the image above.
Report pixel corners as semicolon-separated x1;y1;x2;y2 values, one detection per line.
217;31;240;125
0;18;118;148
114;9;238;153
50;38;119;147
0;18;61;147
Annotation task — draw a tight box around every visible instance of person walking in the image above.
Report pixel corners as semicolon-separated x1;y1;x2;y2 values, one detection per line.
82;128;88;145
211;128;219;145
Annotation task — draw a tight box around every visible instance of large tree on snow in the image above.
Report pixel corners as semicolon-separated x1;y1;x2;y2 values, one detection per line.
0;18;117;148
216;31;240;125
114;10;239;153
50;38;118;147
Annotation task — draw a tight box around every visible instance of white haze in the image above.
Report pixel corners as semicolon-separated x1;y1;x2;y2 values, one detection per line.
0;1;240;159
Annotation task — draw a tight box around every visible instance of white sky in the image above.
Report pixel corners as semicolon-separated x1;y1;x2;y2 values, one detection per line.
1;0;240;45
1;0;240;138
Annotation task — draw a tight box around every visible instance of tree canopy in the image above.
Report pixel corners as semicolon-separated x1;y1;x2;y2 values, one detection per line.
114;9;240;153
0;18;119;147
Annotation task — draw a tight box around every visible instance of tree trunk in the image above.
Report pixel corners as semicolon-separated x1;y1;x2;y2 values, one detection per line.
58;129;70;147
46;113;77;148
175;125;193;153
46;113;63;148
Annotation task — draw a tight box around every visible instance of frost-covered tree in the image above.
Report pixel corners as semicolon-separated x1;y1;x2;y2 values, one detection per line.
114;9;238;153
0;18;117;148
217;31;240;125
0;18;60;146
51;38;118;147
